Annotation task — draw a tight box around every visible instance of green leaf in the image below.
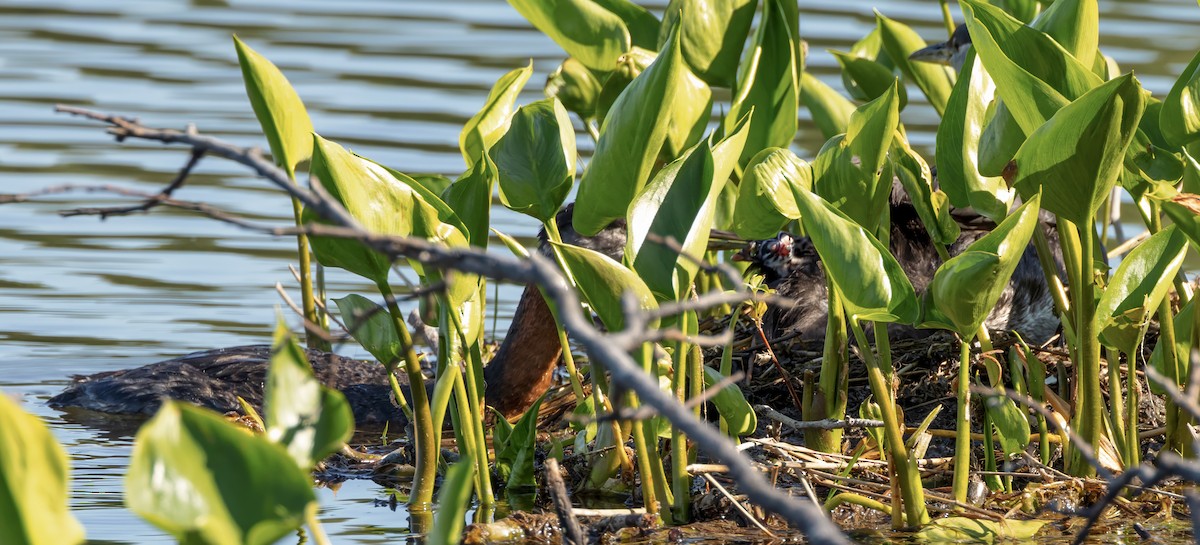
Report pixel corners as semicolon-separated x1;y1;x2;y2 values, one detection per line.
799;72;856;140
1160;48;1200;148
893;141;960;245
831;51;907;107
490;98;577;223
545;58;603;120
594;0;659;50
660;0;756;87
875;13;954;116
792;187;918;323
732;147;811;238
0;394;84;545
1010;74;1145;226
334;294;402;370
552;241;658;331
935;51;1014;220
917;517;1047;543
460;63;533;167
429;460;475;545
233;37;313;178
126;402;315;545
575;23;690;235
264;321;354;470
443;153;497;248
664;67;714;160
628;117;749;301
726;0;799;167
986;396;1031;456
1095;226;1188;353
1148;297;1193;395
813;81;900;230
496;397;544;490
920;195;1042;336
507;0;630;71
703;367;756;436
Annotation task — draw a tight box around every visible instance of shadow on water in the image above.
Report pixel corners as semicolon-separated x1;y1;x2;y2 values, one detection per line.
2;0;1200;542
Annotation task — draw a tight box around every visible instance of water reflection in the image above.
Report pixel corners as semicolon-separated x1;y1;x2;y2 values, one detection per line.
1;0;1198;543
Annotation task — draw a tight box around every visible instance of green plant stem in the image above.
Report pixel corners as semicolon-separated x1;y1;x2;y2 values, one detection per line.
447;308;495;507
541;219;587;405
633;343;672;518
1033;227;1073;336
378;282;437;508
824;492;891;515
806;282;848;452
1106;347;1128;464
671;332;690;524
953;338;971;505
1160;295;1188;454
1067;219;1103;478
289;197;327;352
849;319;928;527
938;0;955;37
305;504;332;545
978;373;1001;492
718;303;744;435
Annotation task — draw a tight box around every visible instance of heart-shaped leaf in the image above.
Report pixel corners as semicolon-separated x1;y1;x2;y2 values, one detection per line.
893;141;960;245
334;294;402;370
546;58;603;120
552;241;658;331
703;367;757;437
1095;226;1188;353
1160;48;1200;148
831;51;908;107
443;153;497;248
490;98;577;223
0;394;85;545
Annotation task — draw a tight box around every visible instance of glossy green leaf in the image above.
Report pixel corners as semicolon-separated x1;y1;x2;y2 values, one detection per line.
490;98;576;223
813;81;900;230
264;321;354;470
664;67;714;159
233;37;313;178
660;0;756;87
703;367;756;436
126;402;314;545
920;195;1041;336
594;0;658;50
507;0;630;71
1010;74;1145;225
799;72;856;140
460;63;533;167
0;394;84;545
917;517;1047;543
1031;0;1099;68
628;117;749;301
726;0;798;167
429;460;475;545
1095;227;1188;353
495;397;544;490
575;24;689;235
1160;48;1200;148
545;58;603;120
552;241;658;331
831;51;907;107
875;13;953;116
443;153;497;248
792;187;918;323
732;147;810;238
893;141;960;245
594;47;655;125
334;294;402;370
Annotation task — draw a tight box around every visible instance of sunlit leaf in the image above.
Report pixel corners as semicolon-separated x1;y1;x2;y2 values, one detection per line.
507;0;630;71
1010;74;1144;225
831;51;907;107
460;63;533;167
233;37;313;178
552;241;658;331
443;153;497;248
799;72;856;140
660;0;756;87
264;321;354;470
575;24;689;235
334;295;402;370
0;394;84;545
545;58;603;120
917;517;1047;543
726;0;798;167
1095;226;1188;353
792;186;918;323
875;13;953;115
893;141;960;245
813;81;900;230
1160;48;1200;148
490;98;576;223
986;395;1031;456
732;147;811;238
126;402;314;545
595;0;659;49
429;460;475;545
703;367;756;436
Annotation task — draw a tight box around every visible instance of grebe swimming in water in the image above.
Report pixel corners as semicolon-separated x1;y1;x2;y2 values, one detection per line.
50;195;1062;425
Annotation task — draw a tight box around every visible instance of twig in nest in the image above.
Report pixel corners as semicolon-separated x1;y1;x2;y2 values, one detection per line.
702;473;776;537
545;458;585;545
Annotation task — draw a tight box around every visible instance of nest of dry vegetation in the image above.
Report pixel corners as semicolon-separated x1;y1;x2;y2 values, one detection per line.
317;312;1194;544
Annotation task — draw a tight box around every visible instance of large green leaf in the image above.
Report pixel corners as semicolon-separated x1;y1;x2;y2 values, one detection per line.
490;98;576;223
334;294;402;370
126;402;315;545
726;0;798;167
660;0;756;87
593;0;659;50
732;147;811;238
0;394;84;545
233;37;313;178
917;517;1047;543
920;195;1042;336
813;81;900;230
791;187;918;323
460;63;533;167
831;51;907;108
264;321;354;470
986;395;1032;457
799;72;856;140
703;367;756;437
575;23;689;235
507;0;630;71
1010;74;1145;226
545;58;603;120
428;460;475;545
1095;227;1188;353
893;141;960;245
935;51;1013;220
628;117;749;301
1160;48;1200;148
443;153;496;248
875;13;953;116
552;241;658;331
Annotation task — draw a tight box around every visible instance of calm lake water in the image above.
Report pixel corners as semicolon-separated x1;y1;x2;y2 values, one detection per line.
2;0;1199;542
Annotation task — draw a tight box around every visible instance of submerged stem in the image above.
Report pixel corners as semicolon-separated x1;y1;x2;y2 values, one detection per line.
379;281;437;507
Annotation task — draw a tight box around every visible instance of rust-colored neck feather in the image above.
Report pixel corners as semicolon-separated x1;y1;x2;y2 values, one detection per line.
483;284;563;419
